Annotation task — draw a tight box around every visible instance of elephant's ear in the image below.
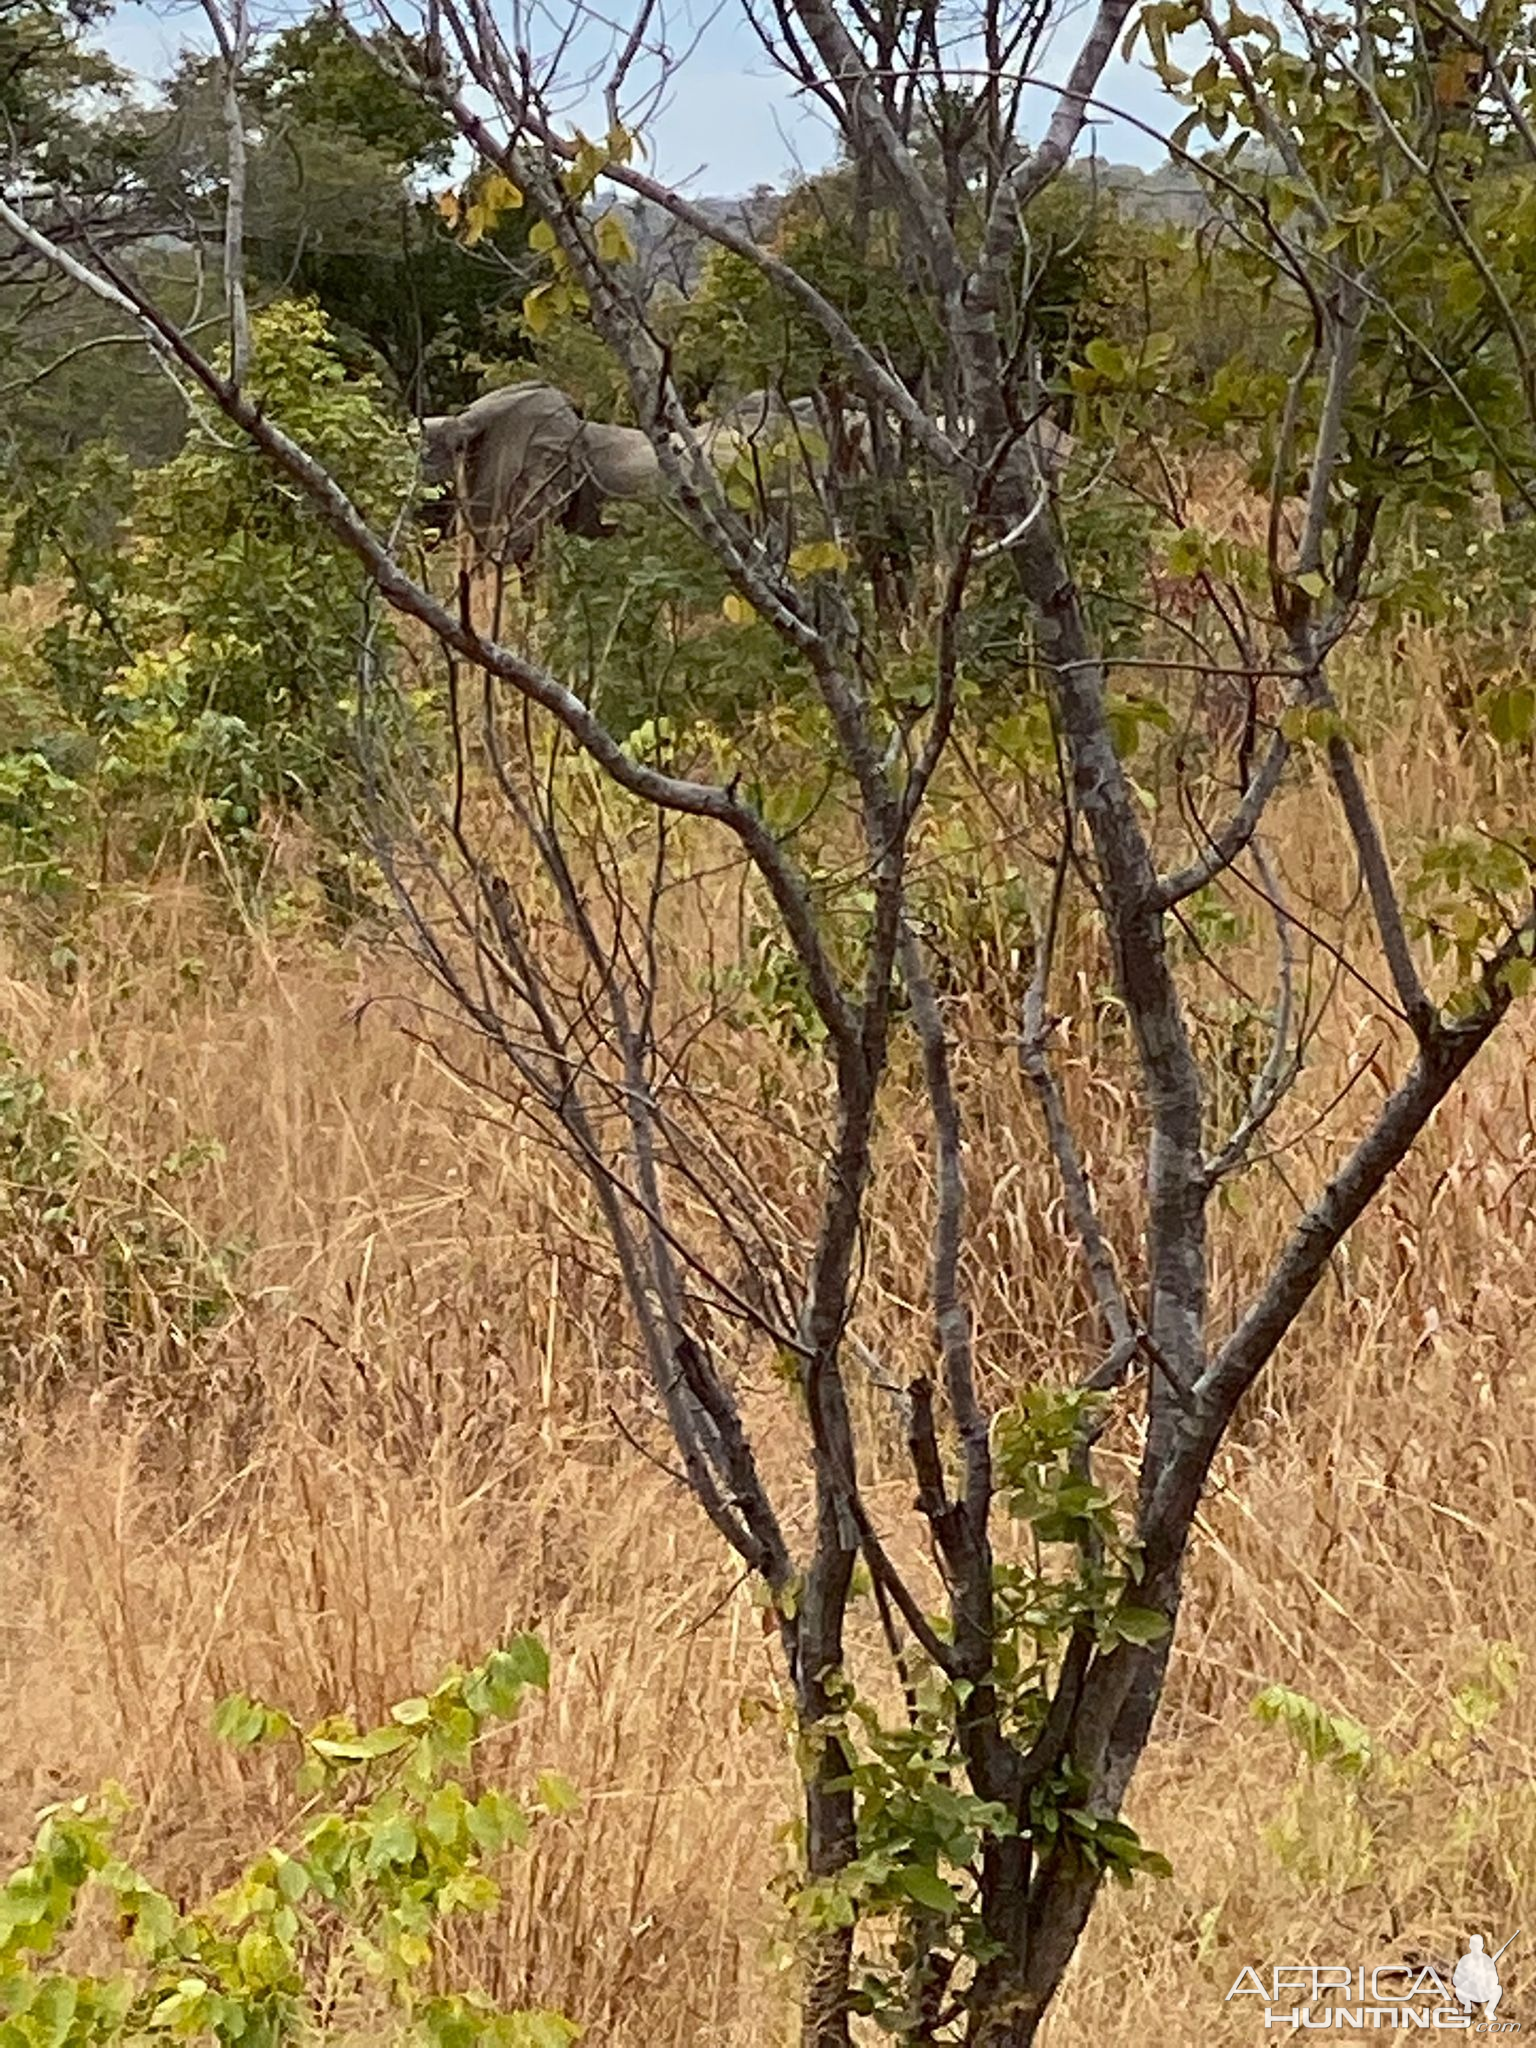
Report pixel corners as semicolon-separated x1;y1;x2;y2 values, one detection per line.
419;414;471;482
576;422;662;501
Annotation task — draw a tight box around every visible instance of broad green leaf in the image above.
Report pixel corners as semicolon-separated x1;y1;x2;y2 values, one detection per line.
1106;1604;1170;1646
368;1813;418;1868
499;1635;551;1691
212;1694;269;1748
535;1771;579;1816
895;1864;959;1914
309;1727;413;1763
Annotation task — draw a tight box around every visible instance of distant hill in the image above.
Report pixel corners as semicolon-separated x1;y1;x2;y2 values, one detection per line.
615;157;1205;297
616;187;784;296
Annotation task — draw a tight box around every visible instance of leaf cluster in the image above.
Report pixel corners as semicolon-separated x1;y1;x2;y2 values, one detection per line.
0;1641;576;2048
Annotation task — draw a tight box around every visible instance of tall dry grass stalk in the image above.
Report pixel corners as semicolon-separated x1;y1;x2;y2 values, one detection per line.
1;642;1532;2043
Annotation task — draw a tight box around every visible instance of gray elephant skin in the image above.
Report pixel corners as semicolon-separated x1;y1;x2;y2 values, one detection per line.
419;383;662;565
692;390;867;475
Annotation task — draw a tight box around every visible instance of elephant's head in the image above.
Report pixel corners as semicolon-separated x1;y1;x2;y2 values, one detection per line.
417;414;470;534
418;413;468;488
415;384;587;561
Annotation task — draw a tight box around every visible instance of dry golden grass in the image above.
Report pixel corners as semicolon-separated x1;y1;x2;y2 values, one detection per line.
1;642;1533;2044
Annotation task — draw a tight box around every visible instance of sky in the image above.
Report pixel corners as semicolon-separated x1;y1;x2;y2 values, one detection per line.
98;0;1175;195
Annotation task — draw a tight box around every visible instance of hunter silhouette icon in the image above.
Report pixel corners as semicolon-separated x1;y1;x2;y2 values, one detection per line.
1454;1931;1519;2019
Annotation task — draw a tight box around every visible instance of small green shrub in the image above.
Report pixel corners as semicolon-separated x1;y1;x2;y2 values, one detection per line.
1253;1644;1524;1897
0;1640;577;2048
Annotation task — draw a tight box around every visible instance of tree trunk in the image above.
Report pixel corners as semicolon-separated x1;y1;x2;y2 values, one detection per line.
967;1854;1105;2046
802;1918;855;2048
797;1535;859;2047
797;1722;858;2048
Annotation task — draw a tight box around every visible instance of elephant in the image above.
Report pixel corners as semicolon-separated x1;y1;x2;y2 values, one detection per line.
681;392;877;539
694;390;818;464
691;390;868;476
942;409;1075;480
418;382;663;566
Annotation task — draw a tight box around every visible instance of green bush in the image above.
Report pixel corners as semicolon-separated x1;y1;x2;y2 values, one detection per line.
0;298;424;894
0;1641;577;2048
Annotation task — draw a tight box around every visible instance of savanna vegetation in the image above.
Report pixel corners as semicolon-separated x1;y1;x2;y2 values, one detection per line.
2;0;1535;2040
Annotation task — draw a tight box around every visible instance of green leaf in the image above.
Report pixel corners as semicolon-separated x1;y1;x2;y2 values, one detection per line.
1083;337;1129;383
500;1635;551;1690
425;1785;466;1846
1480;683;1536;748
212;1695;269;1748
1165;527;1208;575
309;1727;413;1762
467;1790;529;1854
26;1978;77;2048
535;1771;579;1816
1499;954;1533;1000
1106;1603;1171;1646
894;1864;960;1914
367;1813;418;1868
503;2015;581;2047
465;1635;549;1719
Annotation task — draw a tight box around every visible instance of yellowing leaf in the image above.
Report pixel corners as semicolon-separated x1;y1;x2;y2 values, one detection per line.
480;169;523;213
564;132;610;200
436;187;460;226
461;172;524;247
788;539;849;578
595;210;634;264
522;282;561;337
528;218;557;255
606;120;634;164
722;593;755;625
